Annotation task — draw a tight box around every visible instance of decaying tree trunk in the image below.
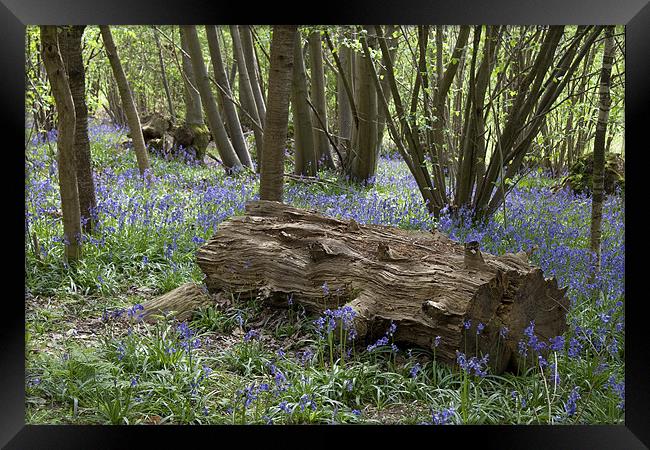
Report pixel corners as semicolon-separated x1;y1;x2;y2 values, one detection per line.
141;282;214;323
195;201;569;374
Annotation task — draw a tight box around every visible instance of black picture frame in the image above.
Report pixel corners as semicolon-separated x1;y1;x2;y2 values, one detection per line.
3;0;649;447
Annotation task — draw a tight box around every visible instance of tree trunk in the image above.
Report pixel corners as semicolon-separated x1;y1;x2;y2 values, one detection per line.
59;25;97;234
181;25;242;170
196;200;569;374
336;27;354;163
205;25;253;169
376;25;397;152
230;25;264;155
589;26;614;273
240;26;267;127
259;26;296;202
179;26;204;126
152;26;176;122
40;26;82;261
100;25;151;177
291;30;317;177
350;26;379;182
141;283;214;323
308;31;336;170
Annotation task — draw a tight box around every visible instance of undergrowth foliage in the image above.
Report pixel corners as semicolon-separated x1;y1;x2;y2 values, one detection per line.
25;125;624;425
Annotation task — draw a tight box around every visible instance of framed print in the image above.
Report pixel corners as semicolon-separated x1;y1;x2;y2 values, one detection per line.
3;0;649;447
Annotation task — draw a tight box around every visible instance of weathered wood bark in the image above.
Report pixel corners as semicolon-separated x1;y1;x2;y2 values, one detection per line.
41;25;82;261
141;283;214;323
196;201;569;374
259;25;296;201
141;112;172;142
59;25;97;234
100;25;151;178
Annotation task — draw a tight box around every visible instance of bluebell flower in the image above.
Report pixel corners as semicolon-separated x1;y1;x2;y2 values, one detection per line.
564;387;580;416
608;376;625;410
549;335;565;352
456;351;489;377
431;407;455;425
244;329;260;342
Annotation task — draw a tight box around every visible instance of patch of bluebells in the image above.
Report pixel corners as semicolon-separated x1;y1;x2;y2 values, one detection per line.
410;362;421;378
243;329;260;342
299;393;317;412
101;303;144;322
608;376;625;410
456;351;490;377
26;122;257;291
313;306;357;341
177;322;200;352
367;321;398;353
564;386;581;416
429;406;455;425
25;122;625;423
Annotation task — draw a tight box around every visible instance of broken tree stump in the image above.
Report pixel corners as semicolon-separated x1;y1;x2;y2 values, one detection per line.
140;282;214;323
196;200;569;373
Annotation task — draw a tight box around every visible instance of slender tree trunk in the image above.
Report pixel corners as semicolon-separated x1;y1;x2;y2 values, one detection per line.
435;26;470;199
365;25;440;215
291;30;317;176
40;26;82;261
240;26;267;126
376;25;397;152
482;27;602;219
100;25;151;177
205;25;253;169
350;26;379;182
230;25;264;155
308;31;336;170
590;26;615;273
59;26;97;234
152;26;176;122
179;27;204;125
572;46;597;161
337;27;354;161
259;25;296;202
181;25;242;171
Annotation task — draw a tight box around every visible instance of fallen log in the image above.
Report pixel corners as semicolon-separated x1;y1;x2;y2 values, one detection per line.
196;200;569;373
140;282;214;323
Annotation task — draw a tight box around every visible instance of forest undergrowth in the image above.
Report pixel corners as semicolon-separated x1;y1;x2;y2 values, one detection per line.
24;124;625;425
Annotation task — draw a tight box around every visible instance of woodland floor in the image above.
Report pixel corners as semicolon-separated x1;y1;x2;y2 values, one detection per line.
24;123;625;425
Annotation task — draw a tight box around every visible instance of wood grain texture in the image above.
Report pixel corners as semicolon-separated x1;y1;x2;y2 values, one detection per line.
196;200;569;373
